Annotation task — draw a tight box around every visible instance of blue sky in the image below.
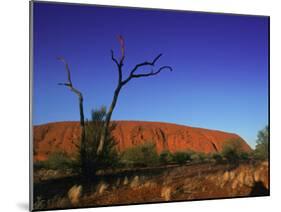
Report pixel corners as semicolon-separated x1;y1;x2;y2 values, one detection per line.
32;2;269;148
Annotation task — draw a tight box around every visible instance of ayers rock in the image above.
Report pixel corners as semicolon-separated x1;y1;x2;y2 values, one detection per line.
33;121;251;161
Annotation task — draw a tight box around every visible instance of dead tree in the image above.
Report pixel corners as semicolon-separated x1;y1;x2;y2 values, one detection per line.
96;36;173;155
57;57;86;171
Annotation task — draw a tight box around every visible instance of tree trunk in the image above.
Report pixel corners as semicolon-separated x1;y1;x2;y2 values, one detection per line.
57;57;88;175
96;36;172;156
97;85;121;155
78;96;86;174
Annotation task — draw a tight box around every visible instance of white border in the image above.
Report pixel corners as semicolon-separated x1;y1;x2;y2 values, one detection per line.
1;0;280;212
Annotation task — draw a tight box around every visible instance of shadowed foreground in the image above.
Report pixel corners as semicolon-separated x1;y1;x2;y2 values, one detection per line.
33;161;268;210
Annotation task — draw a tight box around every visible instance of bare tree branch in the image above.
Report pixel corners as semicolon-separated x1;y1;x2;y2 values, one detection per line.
57;57;83;100
111;50;122;83
121;55;172;85
128;53;162;76
129;65;173;79
97;35;173;156
58;82;71;86
57;57;85;128
57;57;73;86
117;35;125;64
110;50;119;66
57;56;87;174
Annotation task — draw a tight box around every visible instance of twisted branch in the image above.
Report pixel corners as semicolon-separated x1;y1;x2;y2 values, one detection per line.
97;35;172;155
57;57;83;100
117;35;125;64
121;54;173;85
57;56;87;173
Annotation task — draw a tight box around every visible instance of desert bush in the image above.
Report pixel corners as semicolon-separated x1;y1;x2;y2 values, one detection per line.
78;106;119;176
254;126;269;160
172;151;191;164
240;152;250;161
198;152;206;161
159;150;173;164
211;153;223;164
37;151;78;171
121;142;159;167
195;152;207;162
190;153;199;161
221;139;244;163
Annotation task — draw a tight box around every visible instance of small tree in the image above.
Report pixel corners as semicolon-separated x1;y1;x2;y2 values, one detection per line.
254;126;269;160
190;152;207;162
240;152;250;161
159;150;173;164
43;151;78;171
172;151;191;164
57;57;87;175
97;36;172;156
221;139;243;163
57;58;119;177
212;153;223;164
81;107;119;177
121;142;159;167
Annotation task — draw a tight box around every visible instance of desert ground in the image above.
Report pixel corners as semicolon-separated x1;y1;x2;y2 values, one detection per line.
33;121;268;210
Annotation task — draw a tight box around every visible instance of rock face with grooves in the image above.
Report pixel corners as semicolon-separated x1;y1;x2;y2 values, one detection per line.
33;121;251;161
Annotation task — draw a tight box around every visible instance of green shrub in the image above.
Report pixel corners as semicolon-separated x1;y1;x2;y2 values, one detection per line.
222;139;244;163
212;153;223;164
37;151;78;171
222;148;239;163
172;151;191;164
159;150;173;164
190;153;199;161
81;106;119;175
197;152;207;162
240;152;250;160
254;126;269;160
121;142;159;167
187;151;208;162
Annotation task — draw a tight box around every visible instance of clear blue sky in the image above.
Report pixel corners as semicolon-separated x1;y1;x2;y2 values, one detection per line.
32;2;269;148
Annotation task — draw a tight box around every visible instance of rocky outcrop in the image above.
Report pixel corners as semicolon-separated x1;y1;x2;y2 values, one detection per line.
33;121;251;161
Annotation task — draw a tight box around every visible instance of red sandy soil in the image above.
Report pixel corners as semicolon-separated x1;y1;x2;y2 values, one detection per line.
33;121;251;161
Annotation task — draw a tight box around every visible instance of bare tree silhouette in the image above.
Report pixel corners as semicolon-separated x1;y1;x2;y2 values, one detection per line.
97;35;173;155
57;57;86;174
